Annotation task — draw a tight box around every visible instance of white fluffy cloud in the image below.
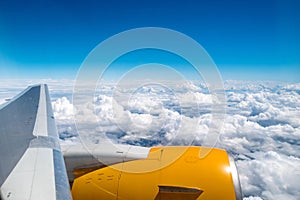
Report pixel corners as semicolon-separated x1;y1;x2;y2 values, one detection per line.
243;197;263;200
52;97;74;121
1;80;299;199
218;82;300;200
73;81;300;199
237;151;300;200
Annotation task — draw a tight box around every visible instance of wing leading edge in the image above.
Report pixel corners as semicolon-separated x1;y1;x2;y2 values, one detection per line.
0;84;71;200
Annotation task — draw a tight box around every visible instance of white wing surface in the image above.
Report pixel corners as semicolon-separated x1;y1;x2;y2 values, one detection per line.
0;84;72;200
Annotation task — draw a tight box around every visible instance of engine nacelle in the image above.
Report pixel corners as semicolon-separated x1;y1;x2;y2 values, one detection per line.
72;146;242;200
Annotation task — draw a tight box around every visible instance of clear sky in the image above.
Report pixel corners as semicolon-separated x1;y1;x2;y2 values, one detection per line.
0;0;299;82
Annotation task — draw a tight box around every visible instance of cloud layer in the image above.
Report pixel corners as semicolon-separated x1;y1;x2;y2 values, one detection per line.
1;80;299;199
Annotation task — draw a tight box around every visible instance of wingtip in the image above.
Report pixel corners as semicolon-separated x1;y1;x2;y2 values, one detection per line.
27;83;48;88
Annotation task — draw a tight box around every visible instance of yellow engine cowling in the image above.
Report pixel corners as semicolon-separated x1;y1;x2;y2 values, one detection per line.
71;146;242;200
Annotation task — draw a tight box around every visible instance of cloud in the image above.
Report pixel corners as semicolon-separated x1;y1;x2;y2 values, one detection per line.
52;97;74;121
51;96;78;140
217;82;300;199
243;197;263;200
2;80;300;199
238;151;300;200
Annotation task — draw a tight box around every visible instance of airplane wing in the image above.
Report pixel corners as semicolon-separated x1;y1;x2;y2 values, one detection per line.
0;84;71;200
0;84;242;200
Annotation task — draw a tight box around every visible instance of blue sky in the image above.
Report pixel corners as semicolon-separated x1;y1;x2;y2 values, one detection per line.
0;0;299;81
